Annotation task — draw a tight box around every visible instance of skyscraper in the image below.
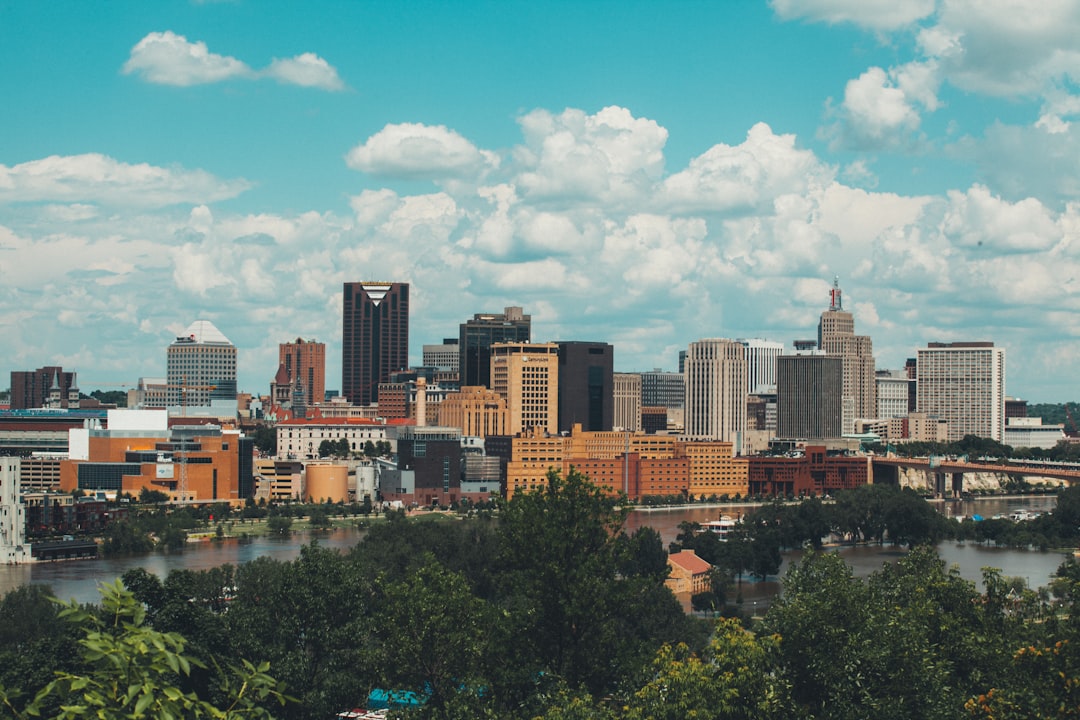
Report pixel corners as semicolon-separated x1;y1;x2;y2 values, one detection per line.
459;306;531;388
613;372;642;432
776;354;843;440
341;282;409;407
916;341;1005;441
683;339;747;451
556;341;614;433
278;338;326;407
490;342;559;435
818;278;875;431
738;338;785;393
10;367;77;410
166;320;237;408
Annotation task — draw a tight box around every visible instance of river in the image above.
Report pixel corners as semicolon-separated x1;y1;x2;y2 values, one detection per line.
0;496;1069;607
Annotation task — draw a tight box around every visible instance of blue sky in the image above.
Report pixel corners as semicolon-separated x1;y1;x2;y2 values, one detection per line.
2;0;1080;403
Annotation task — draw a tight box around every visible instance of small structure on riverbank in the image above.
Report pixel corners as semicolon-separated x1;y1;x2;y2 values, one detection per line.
1;457;31;564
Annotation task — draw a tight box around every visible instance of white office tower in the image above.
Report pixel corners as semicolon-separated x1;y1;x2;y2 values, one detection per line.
166;320;238;408
916;342;1006;442
738;338;785;394
684;339;747;452
1;457;30;564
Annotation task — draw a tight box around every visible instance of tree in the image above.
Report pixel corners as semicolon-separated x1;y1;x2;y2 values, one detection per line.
251;425;277;456
138;487;170;504
624;618;791;720
0;579;288;720
266;515;292;535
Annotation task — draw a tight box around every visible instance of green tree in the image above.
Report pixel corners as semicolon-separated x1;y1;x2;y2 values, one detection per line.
138;487;170;504
0;579;288;720
624;618;791;720
266;515;292;536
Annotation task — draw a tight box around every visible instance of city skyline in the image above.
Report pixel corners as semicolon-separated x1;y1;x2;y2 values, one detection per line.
3;2;1080;402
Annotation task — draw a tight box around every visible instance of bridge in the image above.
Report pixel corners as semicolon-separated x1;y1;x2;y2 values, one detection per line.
871;456;1080;496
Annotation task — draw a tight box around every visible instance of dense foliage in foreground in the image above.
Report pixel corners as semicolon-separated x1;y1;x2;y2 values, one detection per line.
2;473;1079;719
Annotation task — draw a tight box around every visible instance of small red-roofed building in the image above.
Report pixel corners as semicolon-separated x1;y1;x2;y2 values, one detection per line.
665;549;712;596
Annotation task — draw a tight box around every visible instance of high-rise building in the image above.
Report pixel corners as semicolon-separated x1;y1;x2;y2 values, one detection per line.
342;282;410;407
556;341;614;433
876;370;912;420
776;354;843;440
613;373;642;432
459;307;530;388
423;339;460;375
817;278;875;432
738;338;785;394
10;367;78;410
640;370;684;409
490;342;559;435
916;341;1005;441
278;338;326;406
439;386;510;438
683;339;747;451
166;321;237;408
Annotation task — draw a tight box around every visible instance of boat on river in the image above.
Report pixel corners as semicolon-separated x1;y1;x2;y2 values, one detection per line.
699;515;738;540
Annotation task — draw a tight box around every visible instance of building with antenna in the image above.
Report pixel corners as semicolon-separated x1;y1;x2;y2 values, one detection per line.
817;278;875;433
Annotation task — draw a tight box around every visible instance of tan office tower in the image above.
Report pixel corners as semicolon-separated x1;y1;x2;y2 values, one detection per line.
817;278;875;433
613;372;642;432
490;342;559;435
166;320;237;408
278;338;326;407
684;339;747;452
916;342;1005;442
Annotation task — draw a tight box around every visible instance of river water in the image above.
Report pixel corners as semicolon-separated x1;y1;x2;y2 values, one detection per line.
0;496;1069;608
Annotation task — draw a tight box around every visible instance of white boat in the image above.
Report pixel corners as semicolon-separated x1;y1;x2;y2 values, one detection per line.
699;515;738;541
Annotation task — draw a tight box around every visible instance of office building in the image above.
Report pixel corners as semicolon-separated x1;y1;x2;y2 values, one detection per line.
817;279;875;432
640;369;684;410
279;338;326;407
342;282;410;407
738;338;785;394
423;339;460;380
459;306;531;388
613;373;642;432
916;342;1005;441
556;341;614;433
683;339;747;451
776;354;843;440
490;342;559;435
439;386;510;438
166;320;237;408
0;457;30;563
876;370;913;419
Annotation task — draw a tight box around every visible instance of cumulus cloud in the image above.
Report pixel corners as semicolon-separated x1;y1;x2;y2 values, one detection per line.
123;31;344;90
264;53;344;91
939;185;1059;253
346;123;499;180
659;123;827;213
824;62;941;151
0;154;251;207
770;0;935;30
514;106;668;205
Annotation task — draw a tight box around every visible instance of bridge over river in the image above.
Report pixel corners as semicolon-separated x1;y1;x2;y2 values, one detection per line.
872;456;1080;495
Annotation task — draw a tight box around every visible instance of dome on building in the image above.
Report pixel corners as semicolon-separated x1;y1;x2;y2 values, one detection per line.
182;320;232;345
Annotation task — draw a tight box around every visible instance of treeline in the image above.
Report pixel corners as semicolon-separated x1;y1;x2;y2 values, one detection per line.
868;431;1080;463
2;472;1079;719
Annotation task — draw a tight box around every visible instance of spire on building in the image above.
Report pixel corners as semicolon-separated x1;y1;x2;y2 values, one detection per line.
829;276;843;311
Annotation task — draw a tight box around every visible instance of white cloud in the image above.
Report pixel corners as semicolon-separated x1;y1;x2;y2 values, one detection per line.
940;185;1059;253
0;154;251;207
514;106;668;205
123;31;252;86
123;31;344;91
770;0;935;30
346;123;499;180
659;123;827;213
264;53;345;91
826;63;941;151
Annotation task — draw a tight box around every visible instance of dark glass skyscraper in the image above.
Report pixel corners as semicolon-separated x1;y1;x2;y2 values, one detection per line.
342;282;409;407
556;341;614;432
458;306;530;388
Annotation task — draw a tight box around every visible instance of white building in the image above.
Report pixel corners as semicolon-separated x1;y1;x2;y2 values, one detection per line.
916;342;1005;442
275;419;393;460
876;371;912;420
684;339;747;452
1;457;30;564
166;320;237;409
613;372;642;432
1004;417;1065;450
738;338;785;394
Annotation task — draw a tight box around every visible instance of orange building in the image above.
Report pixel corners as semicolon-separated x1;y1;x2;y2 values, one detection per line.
503;425;749;500
60;425;249;504
279;338;326;406
439;386;509;437
665;549;713;595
